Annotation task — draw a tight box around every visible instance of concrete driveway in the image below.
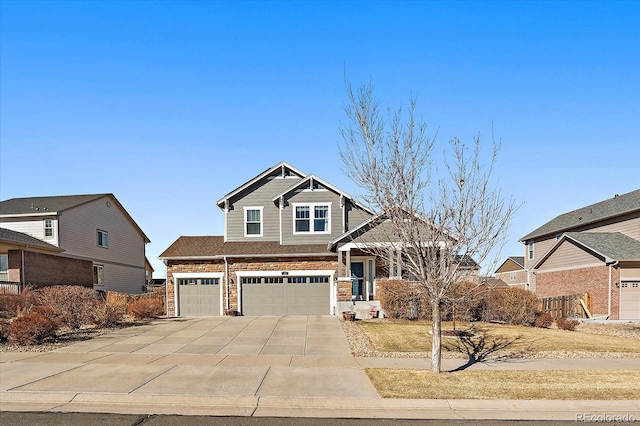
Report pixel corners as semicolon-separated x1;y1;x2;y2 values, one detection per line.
0;316;379;406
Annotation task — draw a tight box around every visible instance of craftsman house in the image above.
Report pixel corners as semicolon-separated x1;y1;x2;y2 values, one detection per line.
0;194;150;293
520;189;640;320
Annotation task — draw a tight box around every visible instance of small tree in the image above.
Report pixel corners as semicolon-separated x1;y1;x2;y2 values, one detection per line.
339;82;516;372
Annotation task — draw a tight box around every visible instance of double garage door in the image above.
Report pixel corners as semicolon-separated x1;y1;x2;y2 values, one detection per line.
241;275;331;316
620;281;640;320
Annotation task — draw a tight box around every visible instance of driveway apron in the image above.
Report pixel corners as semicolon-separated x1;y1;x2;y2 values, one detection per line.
0;316;380;400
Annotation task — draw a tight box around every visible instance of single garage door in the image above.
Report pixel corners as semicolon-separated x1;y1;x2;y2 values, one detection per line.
242;275;330;316
178;278;221;316
620;281;640;320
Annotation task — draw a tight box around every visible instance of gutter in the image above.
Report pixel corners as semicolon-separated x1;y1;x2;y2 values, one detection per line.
159;253;333;260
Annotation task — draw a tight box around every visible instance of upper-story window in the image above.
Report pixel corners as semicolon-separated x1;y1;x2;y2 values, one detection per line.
528;241;534;260
97;230;108;248
294;203;330;234
44;219;53;238
510;271;517;281
244;207;263;237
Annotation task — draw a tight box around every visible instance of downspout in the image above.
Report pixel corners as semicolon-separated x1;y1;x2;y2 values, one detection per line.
224;256;230;310
21;250;25;291
608;260;619;320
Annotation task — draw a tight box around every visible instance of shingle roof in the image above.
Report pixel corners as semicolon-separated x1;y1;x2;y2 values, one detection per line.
509;256;525;268
520;189;640;242
565;232;640;262
159;236;333;259
0;228;63;252
0;194;110;215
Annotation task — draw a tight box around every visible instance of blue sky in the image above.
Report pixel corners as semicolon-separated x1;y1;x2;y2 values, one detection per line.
1;1;638;277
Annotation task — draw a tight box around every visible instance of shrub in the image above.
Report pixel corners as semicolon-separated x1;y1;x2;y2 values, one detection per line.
0;318;9;342
93;298;126;328
128;297;164;320
556;317;580;331
7;306;59;345
37;285;99;329
377;279;430;320
0;286;39;318
482;287;541;326
534;312;554;328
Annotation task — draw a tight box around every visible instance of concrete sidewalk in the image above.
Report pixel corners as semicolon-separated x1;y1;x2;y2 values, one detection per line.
1;316;639;421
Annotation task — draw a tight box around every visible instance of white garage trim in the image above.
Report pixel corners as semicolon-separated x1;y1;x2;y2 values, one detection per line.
235;270;335;315
173;272;224;316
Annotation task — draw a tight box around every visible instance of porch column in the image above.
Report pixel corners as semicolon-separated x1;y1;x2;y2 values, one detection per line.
396;248;402;278
338;250;343;277
388;247;395;278
345;249;352;277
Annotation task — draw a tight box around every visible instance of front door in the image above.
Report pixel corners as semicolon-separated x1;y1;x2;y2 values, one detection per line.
351;262;365;301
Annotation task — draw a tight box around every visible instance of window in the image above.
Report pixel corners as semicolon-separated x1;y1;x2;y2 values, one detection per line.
528;241;534;260
244;207;263;237
97;230;108;248
0;254;8;281
179;278;218;285
294;203;330;234
93;265;104;286
510;271;517;281
44;219;53;238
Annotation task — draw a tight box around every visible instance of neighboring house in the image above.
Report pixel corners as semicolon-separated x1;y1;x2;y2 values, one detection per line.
160;161;478;318
494;256;527;288
520;189;640;320
145;257;154;284
0;194;150;294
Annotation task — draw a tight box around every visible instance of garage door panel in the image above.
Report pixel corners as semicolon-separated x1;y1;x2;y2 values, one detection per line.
242;280;330;316
620;282;640;320
179;280;220;316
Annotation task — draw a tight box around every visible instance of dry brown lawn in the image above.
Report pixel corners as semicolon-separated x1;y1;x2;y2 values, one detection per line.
366;369;640;400
357;320;640;354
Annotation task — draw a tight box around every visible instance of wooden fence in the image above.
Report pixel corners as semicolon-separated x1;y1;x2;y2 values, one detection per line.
541;292;592;319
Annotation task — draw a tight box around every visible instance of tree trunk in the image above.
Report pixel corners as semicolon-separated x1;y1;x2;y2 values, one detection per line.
431;297;442;373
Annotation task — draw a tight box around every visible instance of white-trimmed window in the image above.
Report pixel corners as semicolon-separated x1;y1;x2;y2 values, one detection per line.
528;241;534;260
97;230;108;248
44;219;53;238
510;271;517;281
244;207;263;237
93;265;104;286
294;203;330;234
0;254;8;281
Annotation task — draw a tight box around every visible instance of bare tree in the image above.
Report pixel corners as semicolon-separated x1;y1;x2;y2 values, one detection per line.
339;82;516;373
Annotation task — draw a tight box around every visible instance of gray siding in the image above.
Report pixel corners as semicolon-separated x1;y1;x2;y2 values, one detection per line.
346;201;373;231
281;189;343;245
225;176;301;242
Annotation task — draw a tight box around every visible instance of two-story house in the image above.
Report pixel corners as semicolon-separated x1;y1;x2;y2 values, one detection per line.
494;256;527;288
161;161;420;317
520;189;640;320
0;194;150;294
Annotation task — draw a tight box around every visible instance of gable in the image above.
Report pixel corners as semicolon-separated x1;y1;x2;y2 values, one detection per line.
495;257;525;274
535;239;604;272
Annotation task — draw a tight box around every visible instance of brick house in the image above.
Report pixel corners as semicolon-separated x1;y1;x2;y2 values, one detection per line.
520;189;640;320
0;194;150;293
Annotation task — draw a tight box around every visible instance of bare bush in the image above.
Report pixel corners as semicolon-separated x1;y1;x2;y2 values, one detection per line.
535;312;554;328
128;297;164;320
37;286;99;329
377;279;430;320
93;299;126;328
482;287;541;326
556;317;580;331
7;305;60;345
0;286;39;318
